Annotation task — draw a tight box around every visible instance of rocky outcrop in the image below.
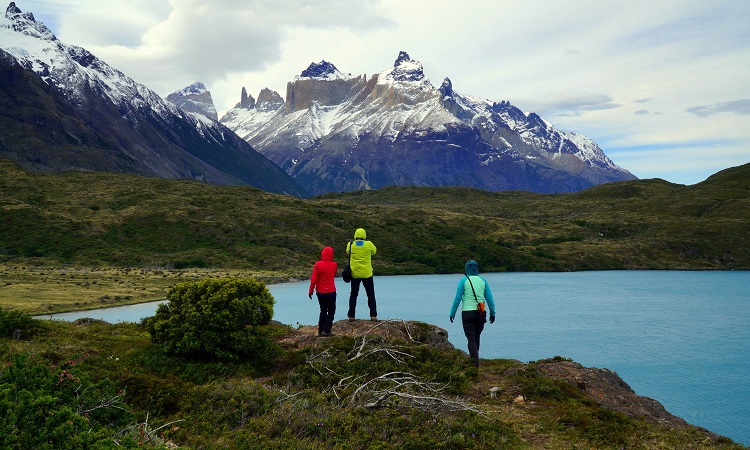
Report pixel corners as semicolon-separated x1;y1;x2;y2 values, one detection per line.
534;359;689;427
285;76;365;112
278;319;453;351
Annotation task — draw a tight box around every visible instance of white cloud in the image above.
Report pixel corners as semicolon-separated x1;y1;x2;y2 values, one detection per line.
10;0;750;185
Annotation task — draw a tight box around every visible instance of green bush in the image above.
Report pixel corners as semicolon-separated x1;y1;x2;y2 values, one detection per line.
0;354;144;449
144;278;276;361
0;308;38;339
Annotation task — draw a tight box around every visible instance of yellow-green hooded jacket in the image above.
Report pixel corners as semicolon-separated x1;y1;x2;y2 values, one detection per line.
346;228;377;278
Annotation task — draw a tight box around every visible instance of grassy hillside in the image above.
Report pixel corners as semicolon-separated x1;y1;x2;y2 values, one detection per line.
1;317;745;449
2;159;747;275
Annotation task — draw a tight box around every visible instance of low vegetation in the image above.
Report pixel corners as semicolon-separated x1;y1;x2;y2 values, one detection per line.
1;302;745;449
1;160;748;314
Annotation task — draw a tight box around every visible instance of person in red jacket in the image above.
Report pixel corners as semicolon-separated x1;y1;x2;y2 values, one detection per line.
308;246;338;336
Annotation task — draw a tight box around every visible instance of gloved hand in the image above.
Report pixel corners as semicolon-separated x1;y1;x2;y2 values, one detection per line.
449;316;454;323
490;315;495;324
308;293;313;299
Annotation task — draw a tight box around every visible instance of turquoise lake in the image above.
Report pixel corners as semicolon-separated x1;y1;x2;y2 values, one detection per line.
39;271;750;446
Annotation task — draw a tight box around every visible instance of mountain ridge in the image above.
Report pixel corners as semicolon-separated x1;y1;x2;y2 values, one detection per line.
221;52;636;196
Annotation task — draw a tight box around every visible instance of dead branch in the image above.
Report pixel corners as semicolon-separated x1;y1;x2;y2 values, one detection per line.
348;319;420;363
76;389;129;415
346;370;492;415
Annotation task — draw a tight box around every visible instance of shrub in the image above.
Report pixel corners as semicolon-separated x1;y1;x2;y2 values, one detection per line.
144;278;276;361
0;354;142;449
0;308;38;339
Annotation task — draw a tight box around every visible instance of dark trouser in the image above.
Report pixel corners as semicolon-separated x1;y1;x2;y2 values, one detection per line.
348;276;377;318
462;310;485;367
316;292;336;334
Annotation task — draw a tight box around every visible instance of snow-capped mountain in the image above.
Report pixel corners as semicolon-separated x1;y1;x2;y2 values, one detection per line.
0;2;306;197
221;51;636;196
166;82;218;121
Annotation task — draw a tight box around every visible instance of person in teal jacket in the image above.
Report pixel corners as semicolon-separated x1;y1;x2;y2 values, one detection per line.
346;228;378;321
449;259;496;367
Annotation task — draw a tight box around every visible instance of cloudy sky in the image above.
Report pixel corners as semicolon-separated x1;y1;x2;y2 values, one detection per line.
17;0;750;185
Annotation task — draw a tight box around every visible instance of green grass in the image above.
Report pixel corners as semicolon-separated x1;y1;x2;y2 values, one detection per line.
1;159;749;314
0;265;296;314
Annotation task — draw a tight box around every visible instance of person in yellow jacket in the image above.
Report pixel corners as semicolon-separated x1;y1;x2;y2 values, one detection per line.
346;228;378;321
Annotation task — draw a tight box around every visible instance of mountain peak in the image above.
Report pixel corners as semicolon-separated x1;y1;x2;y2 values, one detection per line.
394;50;411;67
439;77;453;97
166;82;218;121
386;50;425;82
256;88;284;112
3;2;55;40
171;81;207;97
5;2;24;19
298;60;349;80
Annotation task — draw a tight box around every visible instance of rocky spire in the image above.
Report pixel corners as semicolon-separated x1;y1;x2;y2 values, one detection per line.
388;51;425;82
6;2;35;21
439;77;453;98
394;51;411;67
6;2;23;18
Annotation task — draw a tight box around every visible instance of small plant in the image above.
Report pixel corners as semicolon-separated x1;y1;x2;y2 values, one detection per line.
144;277;277;362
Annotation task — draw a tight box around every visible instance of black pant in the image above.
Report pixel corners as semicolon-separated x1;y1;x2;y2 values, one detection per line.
316;292;336;334
348;276;377;318
462;310;485;367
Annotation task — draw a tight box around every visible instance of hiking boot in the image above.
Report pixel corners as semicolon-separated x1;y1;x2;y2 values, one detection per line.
348;317;355;322
370;316;378;321
321;332;335;337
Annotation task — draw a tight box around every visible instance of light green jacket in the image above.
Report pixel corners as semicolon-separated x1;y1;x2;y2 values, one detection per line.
346;228;377;278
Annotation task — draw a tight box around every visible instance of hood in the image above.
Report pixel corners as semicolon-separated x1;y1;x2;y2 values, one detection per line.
465;260;479;276
321;246;334;261
354;228;367;240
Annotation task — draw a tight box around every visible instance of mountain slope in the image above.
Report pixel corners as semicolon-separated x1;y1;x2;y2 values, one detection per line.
0;2;306;197
221;52;636;196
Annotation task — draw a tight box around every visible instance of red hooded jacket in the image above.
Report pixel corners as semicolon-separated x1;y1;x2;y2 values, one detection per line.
309;246;337;296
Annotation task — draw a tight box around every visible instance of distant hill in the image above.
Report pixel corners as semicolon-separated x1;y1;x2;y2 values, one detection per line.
1;159;747;272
